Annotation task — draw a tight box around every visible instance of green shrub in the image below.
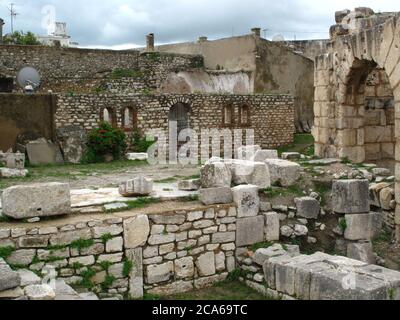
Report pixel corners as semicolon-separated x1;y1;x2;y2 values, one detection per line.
111;68;144;79
0;246;15;259
131;131;155;153
84;122;127;163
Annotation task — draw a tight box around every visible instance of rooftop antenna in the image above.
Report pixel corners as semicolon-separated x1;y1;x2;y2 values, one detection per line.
8;3;18;34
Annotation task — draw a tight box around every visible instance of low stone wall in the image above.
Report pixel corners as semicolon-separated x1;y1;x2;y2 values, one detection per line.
0;202;276;298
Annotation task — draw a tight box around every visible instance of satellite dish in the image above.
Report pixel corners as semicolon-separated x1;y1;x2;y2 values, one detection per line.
17;66;41;93
272;34;285;42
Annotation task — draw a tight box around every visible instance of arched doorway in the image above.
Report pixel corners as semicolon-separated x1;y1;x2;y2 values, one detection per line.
169;103;190;134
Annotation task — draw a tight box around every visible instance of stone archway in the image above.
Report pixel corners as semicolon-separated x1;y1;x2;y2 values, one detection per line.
312;9;400;240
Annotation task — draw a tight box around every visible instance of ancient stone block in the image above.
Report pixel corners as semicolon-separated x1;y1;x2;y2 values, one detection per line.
0;168;28;178
347;242;376;264
57;125;87;164
237;145;261;161
200;162;232;188
26;139;63;166
0;258;21;291
344;212;383;241
264;212;280;242
264;159;301;187
212;232;235;244
175;257;194;279
25;284;56;300
195;252;216;277
123;215;150;249
232;185;260;218
236;216;264;247
199;187;233;205
6;250;36;266
1;183;71;219
252;150;278;162
178;179;201;191
295;197;320;219
332;180;370;214
126;248;143;299
119;177;153;197
126;153;148;161
147;261;174;284
281;152;301;160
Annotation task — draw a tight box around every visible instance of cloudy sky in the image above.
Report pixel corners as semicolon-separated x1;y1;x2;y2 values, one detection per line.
0;0;398;49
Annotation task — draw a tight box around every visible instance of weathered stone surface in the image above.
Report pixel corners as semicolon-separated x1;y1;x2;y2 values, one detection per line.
57;125;87;164
372;168;391;177
148;234;176;245
106;237;123;253
148;281;194;296
0;258;21;291
264;212;280;241
178;179;201;191
227;160;271;189
236;216;264;247
212;232;235;244
123;215;150;249
6;250;36;266
147;261;174;284
237;145;261;160
294;224;309;237
1;152;25;169
215;252;226;272
264;159;301;187
344;212;383;241
253;244;289;266
281;152;301;160
199;187;233;205
281;225;294;237
232;185;260;218
347;242;376;264
126;248;143;299
25;284;55;300
17;269;41;287
126;153;148;161
295;197;320;219
50;229;92;246
196;252;216;277
380;187;394;211
0;168;28;178
200;162;232;188
252;150;278;162
26;139;63;166
1;183;71;219
0;287;24;299
119;177;153;197
149;214;186;225
93;225;123;238
175;257;194;279
332;180;370;214
18;236;49;248
194;273;228;290
69;256;95;266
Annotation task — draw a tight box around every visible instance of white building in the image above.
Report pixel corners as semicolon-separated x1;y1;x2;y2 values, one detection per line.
37;22;78;48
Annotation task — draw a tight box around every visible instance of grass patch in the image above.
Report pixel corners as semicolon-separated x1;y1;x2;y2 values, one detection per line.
312;180;331;207
101;275;116;291
101;234;114;245
0;246;15;259
111;68;144;79
261;185;303;198
123;259;134;277
277;134;315;157
339;218;347;232
70;239;95;251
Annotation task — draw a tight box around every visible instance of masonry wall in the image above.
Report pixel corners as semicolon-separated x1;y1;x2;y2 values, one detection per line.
55;93;295;150
280;39;331;61
0;45;203;94
0;203;262;298
0;94;56;151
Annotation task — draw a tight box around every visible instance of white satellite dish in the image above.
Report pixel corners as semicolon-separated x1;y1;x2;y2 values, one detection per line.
272;34;285;42
17;66;41;93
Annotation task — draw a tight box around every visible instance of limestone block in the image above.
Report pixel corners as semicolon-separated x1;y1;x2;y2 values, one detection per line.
332;180;370;214
106;237;123;253
0;258;21;291
226;160;271;188
126;248;143;299
148;281;193;296
0;168;28;178
264;212;280;241
236;216;264;247
347;242;376;264
295;197;320;219
6;250;36;266
17;269;41;287
57;125;87;164
126;153;148;161
1;183;71;219
25;284;55;300
281;152;301;160
26;139;63;166
200;162;232;188
212;232;235;244
379;187;395;210
253;244;288;266
195;252;216;277
123;215;150;249
194;273;228;290
344;212;383;241
174;257;194;279
236;145;261;160
119;177;153;197
178;179;201;191
147;262;174;284
264;159;301;187
199;187;233;205
149;214;186;225
232;185;260;218
252;150;278;162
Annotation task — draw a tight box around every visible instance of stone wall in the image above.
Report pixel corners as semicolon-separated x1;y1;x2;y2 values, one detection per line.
55;93;295;150
0;45;203;94
280;39;331;61
0;94;56;151
0;202;276;298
